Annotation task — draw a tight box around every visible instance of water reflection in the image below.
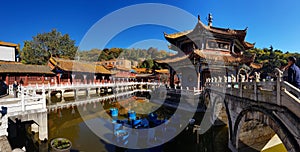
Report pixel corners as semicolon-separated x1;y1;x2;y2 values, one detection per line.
48;100;230;152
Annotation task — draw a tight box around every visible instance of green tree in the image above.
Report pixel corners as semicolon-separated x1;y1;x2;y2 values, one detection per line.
98;48;109;61
245;46;300;78
21;29;77;65
140;59;154;68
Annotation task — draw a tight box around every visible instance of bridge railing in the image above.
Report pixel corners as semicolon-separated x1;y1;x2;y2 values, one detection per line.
280;81;300;118
281;81;300;99
0;87;46;117
205;70;300;117
26;82;162;90
206;80;278;103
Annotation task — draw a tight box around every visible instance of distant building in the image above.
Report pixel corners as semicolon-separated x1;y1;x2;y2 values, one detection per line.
100;59;132;70
132;61;138;67
0;41;20;62
99;59;135;79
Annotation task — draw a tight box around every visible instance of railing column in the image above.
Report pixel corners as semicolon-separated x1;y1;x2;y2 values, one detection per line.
276;68;283;105
21;88;25;111
87;88;91;99
61;90;65;103
254;81;257;101
42;86;46;109
48;89;52;104
239;83;243;97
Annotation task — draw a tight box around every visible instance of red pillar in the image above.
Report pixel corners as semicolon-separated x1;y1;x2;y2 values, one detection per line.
42;75;45;84
94;75;97;84
101;76;105;83
83;75;87;84
25;75;28;86
57;74;61;84
158;74;160;83
5;74;9;85
67;73;71;84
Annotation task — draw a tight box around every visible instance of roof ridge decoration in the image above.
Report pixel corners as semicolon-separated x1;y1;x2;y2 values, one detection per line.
164;14;254;50
49;57;111;74
166;14;248;38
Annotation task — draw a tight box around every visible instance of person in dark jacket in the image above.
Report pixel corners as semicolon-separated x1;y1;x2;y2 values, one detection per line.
13;81;19;98
286;56;300;89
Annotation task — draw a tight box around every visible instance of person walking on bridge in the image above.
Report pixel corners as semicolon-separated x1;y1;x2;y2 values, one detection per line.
284;56;300;89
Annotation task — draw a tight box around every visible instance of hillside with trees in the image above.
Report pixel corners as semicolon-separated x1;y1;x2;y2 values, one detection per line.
77;47;172;62
245;46;300;78
77;47;173;68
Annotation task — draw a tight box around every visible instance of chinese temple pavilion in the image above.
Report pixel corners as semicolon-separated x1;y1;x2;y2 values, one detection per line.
0;61;55;86
156;14;257;89
48;57;111;84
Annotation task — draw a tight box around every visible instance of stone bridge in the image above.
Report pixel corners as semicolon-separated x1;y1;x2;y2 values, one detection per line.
0;81;161;141
204;70;300;152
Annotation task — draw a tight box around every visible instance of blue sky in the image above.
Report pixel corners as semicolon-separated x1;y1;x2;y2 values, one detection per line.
0;0;300;53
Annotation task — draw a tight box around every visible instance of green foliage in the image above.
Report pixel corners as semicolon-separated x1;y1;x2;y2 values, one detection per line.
245;46;300;78
78;47;173;68
51;138;71;150
97;47;171;62
21;29;77;65
76;48;101;62
139;59;154;68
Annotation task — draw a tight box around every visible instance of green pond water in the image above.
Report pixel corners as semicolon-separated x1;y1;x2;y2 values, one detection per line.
47;95;230;152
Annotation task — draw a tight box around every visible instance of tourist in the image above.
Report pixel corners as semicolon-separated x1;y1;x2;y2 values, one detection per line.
284;56;300;89
19;79;24;86
13;81;19;98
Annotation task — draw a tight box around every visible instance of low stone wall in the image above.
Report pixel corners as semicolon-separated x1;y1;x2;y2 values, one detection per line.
239;121;275;151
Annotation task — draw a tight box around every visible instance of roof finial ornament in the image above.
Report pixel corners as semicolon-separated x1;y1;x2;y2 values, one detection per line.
198;15;201;21
208;13;213;27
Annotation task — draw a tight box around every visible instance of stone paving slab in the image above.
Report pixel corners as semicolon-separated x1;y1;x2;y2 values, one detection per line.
0;136;12;152
0;94;15;99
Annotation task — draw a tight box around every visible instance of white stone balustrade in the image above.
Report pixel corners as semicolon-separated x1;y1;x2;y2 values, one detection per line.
205;69;300;110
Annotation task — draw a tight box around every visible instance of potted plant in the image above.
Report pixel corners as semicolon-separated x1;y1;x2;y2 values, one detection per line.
50;138;72;152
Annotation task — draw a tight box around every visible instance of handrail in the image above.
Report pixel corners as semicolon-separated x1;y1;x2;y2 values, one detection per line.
281;81;300;102
2;82;162;114
205;74;300;118
19;82;161;90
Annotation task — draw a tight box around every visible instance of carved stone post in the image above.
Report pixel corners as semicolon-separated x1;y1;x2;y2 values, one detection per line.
275;68;283;105
61;90;65;103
